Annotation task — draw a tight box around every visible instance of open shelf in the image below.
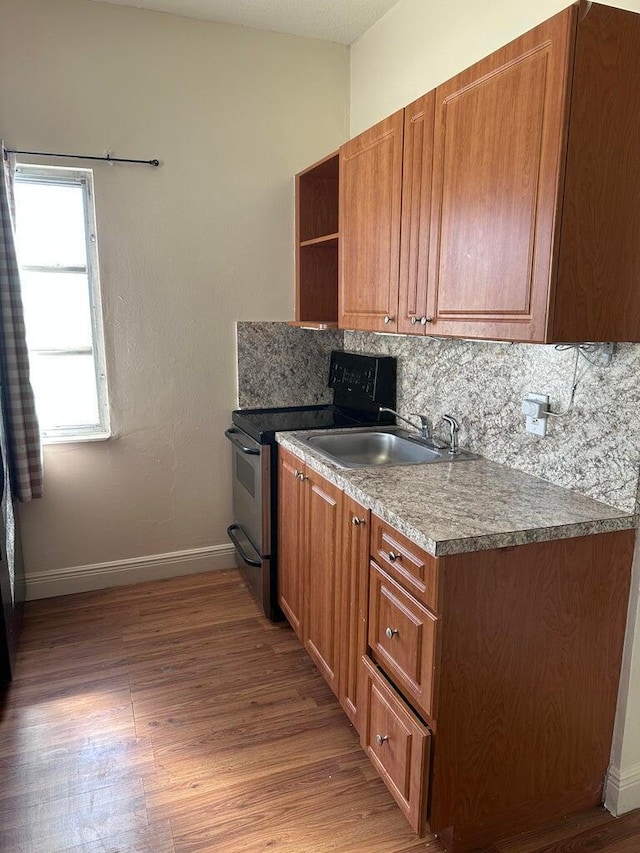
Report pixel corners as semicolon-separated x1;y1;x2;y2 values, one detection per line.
300;232;339;248
294;151;340;328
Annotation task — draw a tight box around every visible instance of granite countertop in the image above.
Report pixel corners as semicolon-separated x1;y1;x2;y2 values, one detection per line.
276;431;636;557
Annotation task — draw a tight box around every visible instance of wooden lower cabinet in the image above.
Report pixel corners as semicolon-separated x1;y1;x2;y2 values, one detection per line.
368;562;439;722
360;655;431;834
278;453;635;852
278;449;369;712
302;467;342;696
277;448;306;638
364;516;635;852
338;495;370;730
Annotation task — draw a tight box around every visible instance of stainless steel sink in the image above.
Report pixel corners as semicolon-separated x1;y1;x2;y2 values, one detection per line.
298;427;478;468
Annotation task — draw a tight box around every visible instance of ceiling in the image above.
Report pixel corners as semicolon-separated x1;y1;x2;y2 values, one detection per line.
91;0;400;44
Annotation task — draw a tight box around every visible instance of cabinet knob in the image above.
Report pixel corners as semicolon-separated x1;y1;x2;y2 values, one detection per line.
385;627;399;639
422;316;432;324
375;734;389;746
383;315;395;325
295;470;307;481
387;551;402;563
351;516;365;527
410;315;418;325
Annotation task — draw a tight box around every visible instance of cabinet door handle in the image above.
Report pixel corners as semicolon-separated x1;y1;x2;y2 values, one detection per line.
422;316;433;325
387;551;402;563
385;627;399;639
375;734;389;746
383;315;395;324
295;470;308;481
410;315;418;325
351;516;365;527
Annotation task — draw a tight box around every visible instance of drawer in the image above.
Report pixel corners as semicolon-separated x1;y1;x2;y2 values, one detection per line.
359;655;431;835
371;515;439;609
369;563;439;721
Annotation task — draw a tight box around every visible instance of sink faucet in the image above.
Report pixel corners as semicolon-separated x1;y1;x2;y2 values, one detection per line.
442;414;460;455
379;407;446;447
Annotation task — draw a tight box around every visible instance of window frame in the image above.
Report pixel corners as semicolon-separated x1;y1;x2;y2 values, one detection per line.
14;164;111;443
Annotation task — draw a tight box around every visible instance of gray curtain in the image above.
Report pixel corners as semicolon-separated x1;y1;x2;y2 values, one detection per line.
0;143;43;501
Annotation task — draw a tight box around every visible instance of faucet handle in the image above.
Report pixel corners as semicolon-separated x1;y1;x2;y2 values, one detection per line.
410;413;432;438
442;414;460;455
442;414;459;431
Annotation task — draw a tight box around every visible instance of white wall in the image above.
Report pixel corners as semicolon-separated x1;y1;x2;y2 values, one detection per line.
0;0;349;593
350;0;640;134
349;0;640;817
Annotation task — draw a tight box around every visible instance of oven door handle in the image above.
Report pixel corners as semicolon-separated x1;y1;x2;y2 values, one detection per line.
227;524;262;567
225;427;260;455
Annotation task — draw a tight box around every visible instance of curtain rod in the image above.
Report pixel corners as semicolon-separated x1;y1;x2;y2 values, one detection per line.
4;149;160;167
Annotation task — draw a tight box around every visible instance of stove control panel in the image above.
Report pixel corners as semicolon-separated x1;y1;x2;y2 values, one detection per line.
329;351;396;413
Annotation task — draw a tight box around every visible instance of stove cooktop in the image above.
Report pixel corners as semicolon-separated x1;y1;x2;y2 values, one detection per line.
232;405;392;445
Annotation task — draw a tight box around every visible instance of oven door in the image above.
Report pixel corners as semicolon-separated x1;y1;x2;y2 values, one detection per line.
225;426;271;557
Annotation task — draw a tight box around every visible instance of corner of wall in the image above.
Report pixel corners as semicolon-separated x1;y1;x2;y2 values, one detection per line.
605;761;640;816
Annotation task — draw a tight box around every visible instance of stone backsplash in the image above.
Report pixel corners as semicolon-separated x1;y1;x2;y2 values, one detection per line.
236;322;344;408
344;331;640;513
237;321;640;512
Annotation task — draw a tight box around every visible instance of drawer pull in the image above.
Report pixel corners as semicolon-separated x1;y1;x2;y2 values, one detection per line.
387;551;402;563
375;734;389;746
385;627;399;639
352;516;366;527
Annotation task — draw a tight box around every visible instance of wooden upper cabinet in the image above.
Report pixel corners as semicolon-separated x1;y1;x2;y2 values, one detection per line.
424;1;640;342
426;7;576;342
553;2;640;341
398;92;436;335
339;111;404;332
334;2;640;342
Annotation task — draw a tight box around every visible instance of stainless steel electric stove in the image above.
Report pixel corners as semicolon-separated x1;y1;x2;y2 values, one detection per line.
225;350;397;620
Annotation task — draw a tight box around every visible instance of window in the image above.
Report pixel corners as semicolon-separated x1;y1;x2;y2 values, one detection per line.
13;165;110;442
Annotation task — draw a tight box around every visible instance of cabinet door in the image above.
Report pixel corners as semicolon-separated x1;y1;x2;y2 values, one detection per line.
338;497;370;731
426;7;577;342
369;563;439;722
339;111;404;332
398;92;436;336
371;514;439;611
360;656;431;836
303;469;343;697
277;449;305;639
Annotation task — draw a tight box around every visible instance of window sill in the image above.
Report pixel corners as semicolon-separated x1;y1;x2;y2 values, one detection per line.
43;430;112;446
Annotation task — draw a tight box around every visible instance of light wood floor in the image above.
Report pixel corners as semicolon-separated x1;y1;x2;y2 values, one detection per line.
1;569;639;853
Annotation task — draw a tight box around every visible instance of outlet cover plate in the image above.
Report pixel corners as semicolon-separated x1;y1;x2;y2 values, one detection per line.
524;393;550;437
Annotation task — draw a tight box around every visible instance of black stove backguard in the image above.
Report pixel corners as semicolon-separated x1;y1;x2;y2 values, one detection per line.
329;350;396;417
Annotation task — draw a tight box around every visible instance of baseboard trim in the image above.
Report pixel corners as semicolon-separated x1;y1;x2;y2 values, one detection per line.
25;543;237;600
605;762;640;815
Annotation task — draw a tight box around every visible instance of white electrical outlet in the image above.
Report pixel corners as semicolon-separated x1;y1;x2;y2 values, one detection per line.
522;393;550;437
